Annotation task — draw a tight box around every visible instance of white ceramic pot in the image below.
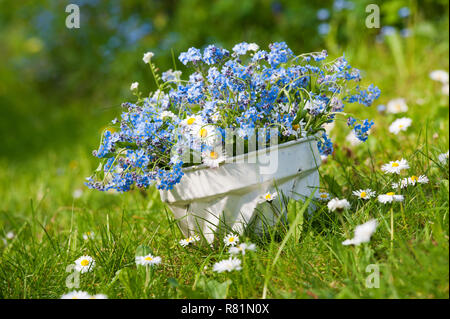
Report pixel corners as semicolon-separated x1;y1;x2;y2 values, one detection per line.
159;136;321;243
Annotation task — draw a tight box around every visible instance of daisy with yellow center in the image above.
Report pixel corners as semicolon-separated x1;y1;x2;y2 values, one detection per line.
195;124;218;146
263;191;278;202
181;115;203;132
82;231;95;241
202;148;225;168
74;255;95;273
387;98;408;114
381;159;409;174
408;175;428;185
377;192;404;204
389;117;412;135
135;253;162;266
224;234;239;247
318;192;330;201
179;234;201;247
352;189;376;200
392;175;429;189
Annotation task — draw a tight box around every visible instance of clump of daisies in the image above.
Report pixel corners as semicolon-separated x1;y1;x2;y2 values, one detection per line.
135;253;162;267
392;175;429;189
86;42;380;192
74;255;95;273
212;257;242;273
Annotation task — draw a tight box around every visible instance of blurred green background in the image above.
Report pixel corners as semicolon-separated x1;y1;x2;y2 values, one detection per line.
0;0;448;192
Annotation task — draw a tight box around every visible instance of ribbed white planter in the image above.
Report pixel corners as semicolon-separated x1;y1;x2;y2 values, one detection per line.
159;137;321;243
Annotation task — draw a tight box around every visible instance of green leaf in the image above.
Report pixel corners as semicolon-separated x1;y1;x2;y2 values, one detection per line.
197;277;232;299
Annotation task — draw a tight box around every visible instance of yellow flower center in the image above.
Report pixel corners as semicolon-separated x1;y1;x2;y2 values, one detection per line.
80;259;89;266
410;175;418;182
199;128;208;138
265;194;272;200
292;124;300;130
210;151;219;159
386;192;395;196
391;162;399;167
360;192;367;198
187;118;196;125
144;256;153;261
399;125;404;128
228;237;235;242
320;194;328;198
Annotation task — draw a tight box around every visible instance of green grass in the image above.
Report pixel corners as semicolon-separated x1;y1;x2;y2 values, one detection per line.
0;34;449;299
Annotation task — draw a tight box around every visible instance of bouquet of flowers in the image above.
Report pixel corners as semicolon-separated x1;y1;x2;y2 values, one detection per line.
86;42;380;192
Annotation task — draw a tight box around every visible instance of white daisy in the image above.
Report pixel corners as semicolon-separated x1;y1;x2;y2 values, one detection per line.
61;290;91;299
381;159;410;174
377;192;404;204
74;256;95;273
429;70;449;84
179;235;200;247
261;191;278;203
142;51;154;64
387;98;408;114
211;112;221;123
6;231;15;240
438;151;449;164
407;175;429;186
195;124;219;146
317;192;330;201
82;231;95;241
342;219;378;246
224;234;239;247
130;82;139;91
392;178;409;189
352;189;376;200
327;198;351;212
159;111;177;120
202;149;225;168
212;257;242;273
181;115;203;132
389;117;412;135
135;254;162;267
229;243;256;255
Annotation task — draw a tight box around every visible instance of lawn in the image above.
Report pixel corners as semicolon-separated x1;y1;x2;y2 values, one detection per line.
0;2;449;300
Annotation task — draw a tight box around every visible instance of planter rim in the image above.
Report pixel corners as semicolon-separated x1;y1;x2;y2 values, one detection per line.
182;135;318;173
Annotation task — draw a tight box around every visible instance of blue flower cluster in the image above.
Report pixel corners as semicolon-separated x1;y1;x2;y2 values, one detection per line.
347;117;375;142
87;42;380;193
